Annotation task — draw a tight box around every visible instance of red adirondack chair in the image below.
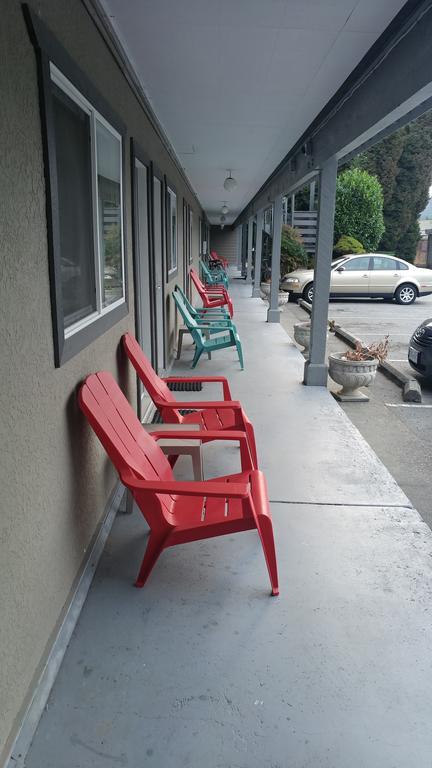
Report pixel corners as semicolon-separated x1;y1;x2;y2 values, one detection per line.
78;371;279;595
210;250;229;269
190;268;234;317
122;333;258;467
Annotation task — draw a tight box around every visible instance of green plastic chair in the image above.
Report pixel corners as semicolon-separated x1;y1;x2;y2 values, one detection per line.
173;289;244;370
175;285;230;322
200;258;229;289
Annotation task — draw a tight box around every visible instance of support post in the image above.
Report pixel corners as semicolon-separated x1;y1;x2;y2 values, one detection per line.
291;193;295;226
304;156;338;386
267;195;283;323
246;216;254;284
236;225;242;270
252;209;264;297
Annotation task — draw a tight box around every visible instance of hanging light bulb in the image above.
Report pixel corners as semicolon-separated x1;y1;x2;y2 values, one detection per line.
220;224;225;230
220;214;226;223
223;170;237;192
221;202;229;215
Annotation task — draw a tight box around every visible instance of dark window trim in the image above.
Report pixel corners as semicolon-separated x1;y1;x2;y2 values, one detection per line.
130;138;156;397
24;5;128;367
151;162;166;370
165;176;178;281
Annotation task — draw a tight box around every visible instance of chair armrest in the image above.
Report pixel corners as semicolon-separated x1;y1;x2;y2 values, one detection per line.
151;429;246;441
156;400;241;410
121;472;249;498
193;323;231;331
163;376;232;400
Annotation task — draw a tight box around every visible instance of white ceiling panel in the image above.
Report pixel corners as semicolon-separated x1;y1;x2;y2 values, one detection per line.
101;0;408;223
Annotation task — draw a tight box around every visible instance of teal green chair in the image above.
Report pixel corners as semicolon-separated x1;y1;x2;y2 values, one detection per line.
173;289;244;370
175;285;230;322
199;258;229;290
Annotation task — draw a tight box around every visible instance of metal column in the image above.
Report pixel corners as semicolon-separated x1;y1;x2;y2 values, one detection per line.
246;217;254;284
252;209;264;297
267;195;283;323
303;156;338;386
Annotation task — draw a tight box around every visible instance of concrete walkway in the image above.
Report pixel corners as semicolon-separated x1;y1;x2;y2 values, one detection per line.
25;280;432;768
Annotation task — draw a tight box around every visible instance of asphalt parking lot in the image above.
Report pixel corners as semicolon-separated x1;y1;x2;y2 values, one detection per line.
323;294;432;402
280;295;432;529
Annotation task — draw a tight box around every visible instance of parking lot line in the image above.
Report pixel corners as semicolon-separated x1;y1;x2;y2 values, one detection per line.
385;403;432;408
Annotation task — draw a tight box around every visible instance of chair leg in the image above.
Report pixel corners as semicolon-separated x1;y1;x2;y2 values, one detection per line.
235;339;244;370
135;531;166;588
204;329;211;360
176;329;183;360
256;513;279;596
191;346;203;368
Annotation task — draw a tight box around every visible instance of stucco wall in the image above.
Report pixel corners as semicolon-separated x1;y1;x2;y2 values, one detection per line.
0;1;203;761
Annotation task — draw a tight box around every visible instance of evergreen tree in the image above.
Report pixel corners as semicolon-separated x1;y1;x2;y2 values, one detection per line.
351;112;432;260
334;169;385;250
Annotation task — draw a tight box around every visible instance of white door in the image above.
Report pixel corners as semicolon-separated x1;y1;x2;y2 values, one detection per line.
134;159;152;418
153;175;165;372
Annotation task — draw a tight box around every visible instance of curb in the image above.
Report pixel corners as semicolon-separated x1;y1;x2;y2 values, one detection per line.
297;299;422;403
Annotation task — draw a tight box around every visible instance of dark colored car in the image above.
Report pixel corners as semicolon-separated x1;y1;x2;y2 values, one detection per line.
408;319;432;378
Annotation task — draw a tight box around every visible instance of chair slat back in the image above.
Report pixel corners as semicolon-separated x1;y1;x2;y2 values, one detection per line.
190;268;207;297
78;372;175;519
123;333;177;406
173;290;204;345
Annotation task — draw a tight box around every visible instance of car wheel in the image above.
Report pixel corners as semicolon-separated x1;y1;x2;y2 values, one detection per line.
394;283;417;305
303;283;314;303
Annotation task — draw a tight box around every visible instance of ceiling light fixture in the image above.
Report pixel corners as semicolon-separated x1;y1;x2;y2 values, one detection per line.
223;170;237;192
220;214;226;223
221;202;229;215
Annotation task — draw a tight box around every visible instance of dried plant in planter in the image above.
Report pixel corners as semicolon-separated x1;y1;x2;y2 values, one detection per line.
345;336;389;363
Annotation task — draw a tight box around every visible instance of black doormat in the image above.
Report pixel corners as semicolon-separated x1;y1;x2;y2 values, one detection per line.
167;381;203;392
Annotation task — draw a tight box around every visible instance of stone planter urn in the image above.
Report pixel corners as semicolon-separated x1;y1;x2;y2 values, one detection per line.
293;321;311;351
328;352;378;402
260;283;289;306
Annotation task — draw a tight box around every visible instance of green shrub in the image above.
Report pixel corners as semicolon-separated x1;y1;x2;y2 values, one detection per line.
334;169;385;251
280;224;308;275
333;235;366;256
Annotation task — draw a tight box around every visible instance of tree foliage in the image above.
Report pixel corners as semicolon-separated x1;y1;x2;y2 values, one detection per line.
333;235;365;256
351;112;432;261
334;169;385;251
280;225;308;275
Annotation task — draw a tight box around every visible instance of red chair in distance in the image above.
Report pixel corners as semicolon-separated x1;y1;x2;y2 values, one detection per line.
122;333;257;467
78;371;279;595
210;250;229;269
190;268;234;318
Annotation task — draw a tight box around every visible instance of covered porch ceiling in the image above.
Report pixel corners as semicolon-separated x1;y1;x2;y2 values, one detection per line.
100;0;407;224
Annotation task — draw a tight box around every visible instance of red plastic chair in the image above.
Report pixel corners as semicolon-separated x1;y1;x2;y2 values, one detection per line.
122;333;257;466
210;250;229;269
78;371;279;595
190;269;234;317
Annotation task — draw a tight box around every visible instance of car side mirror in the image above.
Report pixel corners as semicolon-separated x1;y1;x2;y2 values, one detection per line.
336;266;345;273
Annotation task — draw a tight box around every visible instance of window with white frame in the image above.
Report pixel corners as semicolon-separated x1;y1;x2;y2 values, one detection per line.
167;186;177;275
51;65;125;338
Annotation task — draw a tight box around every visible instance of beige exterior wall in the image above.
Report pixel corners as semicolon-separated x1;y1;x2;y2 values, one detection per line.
210;226;238;264
0;1;203;761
